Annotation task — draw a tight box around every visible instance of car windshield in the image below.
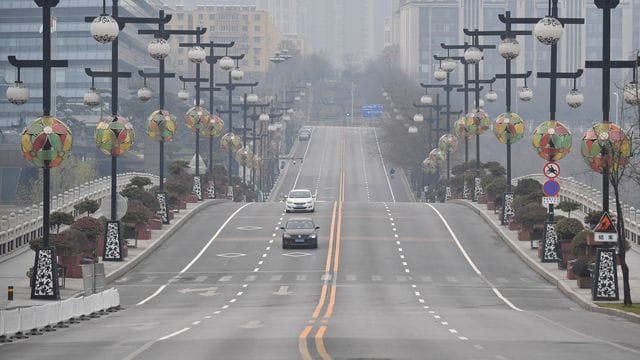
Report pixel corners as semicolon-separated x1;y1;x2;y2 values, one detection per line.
286;220;315;229
289;190;311;198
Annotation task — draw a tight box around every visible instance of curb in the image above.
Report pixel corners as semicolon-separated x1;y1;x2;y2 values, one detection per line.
105;199;224;284
452;199;640;324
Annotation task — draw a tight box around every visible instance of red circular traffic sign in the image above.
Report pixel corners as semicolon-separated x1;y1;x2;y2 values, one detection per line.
543;162;560;179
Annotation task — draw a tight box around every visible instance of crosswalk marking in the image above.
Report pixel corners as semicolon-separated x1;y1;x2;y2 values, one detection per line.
496;277;509;283
421;276;433;282
321;274;332;281
296;275;306;281
141;276;157;283
194;276;207;282
371;275;382;282
270;275;283;281
219;275;233;282
346;274;357;281
396;276;407;282
244;275;257;282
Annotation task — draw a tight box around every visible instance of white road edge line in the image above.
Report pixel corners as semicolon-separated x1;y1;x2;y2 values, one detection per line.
158;327;190;341
137;203;252;306
374;128;396;203
292;127;314;189
427;203;523;312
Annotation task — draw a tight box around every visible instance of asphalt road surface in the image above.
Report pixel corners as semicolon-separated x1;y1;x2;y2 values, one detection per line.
3;126;640;360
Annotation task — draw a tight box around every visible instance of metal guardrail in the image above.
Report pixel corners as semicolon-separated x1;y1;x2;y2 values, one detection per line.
514;174;639;245
0;172;160;259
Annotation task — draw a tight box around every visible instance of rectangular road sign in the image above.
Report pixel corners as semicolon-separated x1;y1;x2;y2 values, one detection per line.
361;104;384;118
541;196;560;205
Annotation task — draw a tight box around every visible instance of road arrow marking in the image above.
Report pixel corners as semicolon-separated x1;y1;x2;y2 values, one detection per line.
239;320;264;329
178;287;218;297
273;285;293;296
217;253;246;258
283;252;312;257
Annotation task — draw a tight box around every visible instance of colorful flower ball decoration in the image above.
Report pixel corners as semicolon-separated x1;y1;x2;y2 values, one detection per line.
465;109;491;136
493;112;525;145
204;115;224;137
422;157;437;174
220;132;241;153
184;106;211;132
429;148;446;162
95;115;135;157
581;122;631;174
147;109;176;142
438;134;458;154
454;115;470;139
531;120;572;161
235;146;254;166
21;116;72;168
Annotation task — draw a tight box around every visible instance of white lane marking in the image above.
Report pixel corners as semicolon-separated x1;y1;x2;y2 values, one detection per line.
222;305;229;309
137;204;251;306
266;246;271;250
402;262;408;266
292;126;314;189
192;321;200;325
434;315;441;319
230;298;237;303
158;328;190;341
398;248;403;252
242;284;248;288
358;130;371;201
262;253;268;258
400;255;405;259
373;128;396;202
214;311;221;314
448;329;458;334
474;345;484;350
459;337;469;341
427;204;523;312
237;292;244;296
205;316;212;319
441;321;448;325
258;261;264;265
253;268;260;272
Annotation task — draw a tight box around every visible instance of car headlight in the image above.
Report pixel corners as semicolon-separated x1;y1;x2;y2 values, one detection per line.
283;233;292;239
309;234;317;239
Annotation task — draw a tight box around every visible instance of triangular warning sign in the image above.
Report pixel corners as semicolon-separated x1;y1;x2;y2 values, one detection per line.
594;212;616;233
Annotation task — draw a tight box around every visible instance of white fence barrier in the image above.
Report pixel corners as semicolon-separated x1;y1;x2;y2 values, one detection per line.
0;288;120;339
0;172;160;259
514;174;639;246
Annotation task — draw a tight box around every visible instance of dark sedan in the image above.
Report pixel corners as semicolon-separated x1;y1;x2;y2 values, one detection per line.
281;217;319;249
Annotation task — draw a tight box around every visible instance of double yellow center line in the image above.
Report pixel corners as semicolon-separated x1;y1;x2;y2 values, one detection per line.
299;129;346;360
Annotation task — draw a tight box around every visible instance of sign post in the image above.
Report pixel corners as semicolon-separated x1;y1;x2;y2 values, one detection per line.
540;164;561;262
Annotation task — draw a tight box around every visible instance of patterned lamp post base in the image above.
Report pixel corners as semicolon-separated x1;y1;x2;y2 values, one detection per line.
463;183;470;200
540;221;559;262
445;186;451;202
157;192;169;224
207;181;215;199
193;175;202;201
501;192;514;225
31;247;60;300
473;177;484;201
592;248;619;301
103;221;123;261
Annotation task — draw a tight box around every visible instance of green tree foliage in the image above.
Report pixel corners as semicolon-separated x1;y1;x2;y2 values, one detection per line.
584;210;604;229
555;218;585;241
572;229;592;258
121;201;153;225
30;228;91;256
515;203;547;228
50;211;75;233
74;199;99;217
557;201;580;218
70;216;103;243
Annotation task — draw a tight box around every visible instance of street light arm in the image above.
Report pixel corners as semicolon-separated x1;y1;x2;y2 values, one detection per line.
179;75;209;83
85;67;131;78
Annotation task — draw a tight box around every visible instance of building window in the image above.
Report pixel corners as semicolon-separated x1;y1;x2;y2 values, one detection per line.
254;26;260;32
177;14;183;20
243;26;248;32
254;14;260;21
253;36;261;44
210;14;214;20
243;15;248;22
254;60;261;66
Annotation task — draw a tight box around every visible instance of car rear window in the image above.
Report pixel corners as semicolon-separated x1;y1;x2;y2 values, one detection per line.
286;220;315;229
289;190;311;198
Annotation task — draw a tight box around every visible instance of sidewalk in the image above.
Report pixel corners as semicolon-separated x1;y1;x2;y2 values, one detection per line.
457;199;640;323
0;200;216;310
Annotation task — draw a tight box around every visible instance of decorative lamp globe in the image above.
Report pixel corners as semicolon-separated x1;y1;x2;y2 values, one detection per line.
382;91;388;97
534;16;564;45
204;115;224;137
438;134;458;154
465;109;491;136
287;108;294;114
137;86;153;102
148;38;170;60
220;132;241;153
94;115;135;157
420;94;433;105
219;56;235;71
464;46;483;64
177;88;190;101
187;46;206;64
267;123;277;132
275;122;283;130
90;15;119;44
235;146;254;166
429;148;446;162
147;109;176;142
413;113;424;122
300;91;306;97
231;68;244;81
581;122;631;174
83;88;101;108
21;116;72;168
185;106;211;132
498;37;521;60
408;125;418;134
441;58;457;73
6;81;29;105
565;89;584;108
247;93;259;103
493;112;525;145
454;116;469;139
282;114;291;121
624;82;639;105
422;157;437;174
395;114;403;121
393;107;400;113
259;113;270;122
434;68;447;81
485;90;498;102
294;96;301;102
532;120;572;161
474;99;485;109
518;87;533;101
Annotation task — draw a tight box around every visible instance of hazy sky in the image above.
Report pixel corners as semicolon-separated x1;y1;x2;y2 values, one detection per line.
164;0;256;8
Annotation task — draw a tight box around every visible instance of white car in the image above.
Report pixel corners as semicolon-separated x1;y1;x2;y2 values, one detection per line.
285;189;315;213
